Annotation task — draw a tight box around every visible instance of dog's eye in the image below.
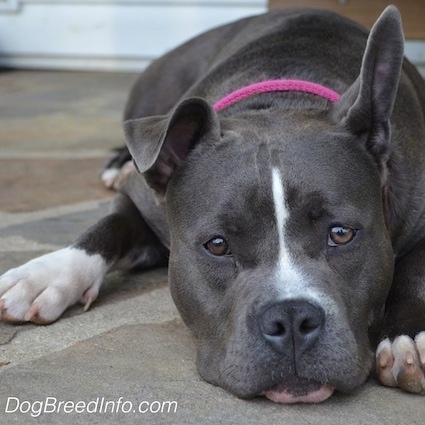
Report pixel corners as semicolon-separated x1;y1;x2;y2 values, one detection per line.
204;237;231;256
328;226;356;246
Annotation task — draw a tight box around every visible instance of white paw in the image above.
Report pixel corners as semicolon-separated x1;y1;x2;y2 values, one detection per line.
100;161;135;190
0;247;108;324
376;333;425;394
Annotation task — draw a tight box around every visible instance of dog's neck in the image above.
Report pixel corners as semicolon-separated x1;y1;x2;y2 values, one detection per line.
213;79;341;112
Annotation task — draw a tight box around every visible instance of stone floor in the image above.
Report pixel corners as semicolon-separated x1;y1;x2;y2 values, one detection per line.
0;70;424;424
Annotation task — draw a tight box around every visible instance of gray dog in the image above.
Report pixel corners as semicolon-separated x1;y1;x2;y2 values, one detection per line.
1;6;424;403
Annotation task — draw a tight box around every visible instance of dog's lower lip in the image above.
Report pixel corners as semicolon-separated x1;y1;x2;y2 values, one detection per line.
261;380;335;404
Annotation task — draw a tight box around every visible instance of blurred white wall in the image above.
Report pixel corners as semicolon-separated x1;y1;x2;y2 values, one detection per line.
0;0;267;71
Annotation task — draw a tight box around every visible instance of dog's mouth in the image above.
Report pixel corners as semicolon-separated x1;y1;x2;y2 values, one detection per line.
261;377;334;404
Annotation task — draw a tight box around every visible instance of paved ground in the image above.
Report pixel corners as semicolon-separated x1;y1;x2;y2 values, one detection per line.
0;70;424;424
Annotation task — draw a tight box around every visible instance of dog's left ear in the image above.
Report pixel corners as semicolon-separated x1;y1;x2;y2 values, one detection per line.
333;6;404;174
124;97;220;193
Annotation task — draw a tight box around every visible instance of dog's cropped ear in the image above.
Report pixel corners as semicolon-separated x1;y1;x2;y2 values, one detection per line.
124;97;220;193
333;6;404;175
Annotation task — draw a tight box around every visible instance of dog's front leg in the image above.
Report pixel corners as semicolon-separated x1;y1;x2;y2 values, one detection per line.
0;194;167;324
376;245;425;394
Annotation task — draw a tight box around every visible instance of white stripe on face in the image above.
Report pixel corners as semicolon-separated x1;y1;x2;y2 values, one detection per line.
272;167;288;257
271;167;320;301
272;168;299;282
270;167;341;319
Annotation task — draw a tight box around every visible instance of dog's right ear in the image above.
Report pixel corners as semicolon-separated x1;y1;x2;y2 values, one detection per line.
124;97;220;193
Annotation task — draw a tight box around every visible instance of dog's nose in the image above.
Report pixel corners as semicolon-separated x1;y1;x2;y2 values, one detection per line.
259;300;325;356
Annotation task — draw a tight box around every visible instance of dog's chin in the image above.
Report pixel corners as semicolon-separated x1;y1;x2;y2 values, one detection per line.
261;378;334;404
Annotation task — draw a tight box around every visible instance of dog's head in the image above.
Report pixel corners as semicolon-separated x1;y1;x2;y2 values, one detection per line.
125;7;403;403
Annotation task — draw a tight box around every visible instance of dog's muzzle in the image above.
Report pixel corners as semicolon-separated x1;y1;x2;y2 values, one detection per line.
259;299;334;403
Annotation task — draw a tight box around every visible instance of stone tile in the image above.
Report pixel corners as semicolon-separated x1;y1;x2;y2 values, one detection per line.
0;202;110;247
0;321;424;425
0;71;138;153
0;158;113;213
0;323;16;347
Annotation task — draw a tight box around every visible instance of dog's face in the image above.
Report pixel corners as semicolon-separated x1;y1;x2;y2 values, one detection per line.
165;109;394;402
124;7;403;403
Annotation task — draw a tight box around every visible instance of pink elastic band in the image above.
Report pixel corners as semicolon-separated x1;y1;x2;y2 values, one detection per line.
213;79;340;112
